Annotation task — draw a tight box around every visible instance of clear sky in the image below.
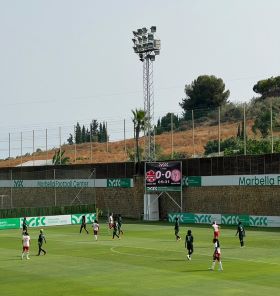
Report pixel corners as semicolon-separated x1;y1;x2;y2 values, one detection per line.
0;0;279;156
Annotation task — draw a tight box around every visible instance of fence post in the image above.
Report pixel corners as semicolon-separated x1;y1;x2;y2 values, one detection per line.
8;133;11;167
243;103;246;155
124;119;126;153
74;125;77;164
46;129;48;166
106;121;109;153
171;113;174;159
20;131;23;167
54;168;57;206
271;101;274;153
33;130;35;166
90;128;93;163
218;107;221;156
192;110;195;157
10;169;13;208
59;127;62;165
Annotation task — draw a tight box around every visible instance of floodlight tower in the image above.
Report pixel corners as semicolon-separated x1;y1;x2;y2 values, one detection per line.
132;26;161;161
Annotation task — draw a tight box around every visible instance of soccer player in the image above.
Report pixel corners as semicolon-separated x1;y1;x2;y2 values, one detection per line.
212;221;220;239
22;217;28;233
37;229;47;256
112;221;120;239
79;215;89;234
174;217;181;241
92;219;100;240
22;231;31;260
117;214;123;235
108;213;114;229
185;229;194;260
236;221;245;247
209;238;223;271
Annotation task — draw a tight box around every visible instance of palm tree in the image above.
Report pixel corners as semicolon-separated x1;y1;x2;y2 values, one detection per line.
52;150;70;165
132;109;146;172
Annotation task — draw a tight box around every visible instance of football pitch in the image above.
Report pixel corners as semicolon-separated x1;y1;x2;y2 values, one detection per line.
0;222;279;296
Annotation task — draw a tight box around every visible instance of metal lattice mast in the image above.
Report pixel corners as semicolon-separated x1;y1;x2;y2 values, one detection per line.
143;55;155;160
132;26;160;161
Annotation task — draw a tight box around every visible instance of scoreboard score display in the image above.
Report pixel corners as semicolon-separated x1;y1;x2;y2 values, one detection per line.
145;161;182;192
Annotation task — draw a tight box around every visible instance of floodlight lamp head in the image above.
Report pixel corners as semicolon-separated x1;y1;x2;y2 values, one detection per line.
154;39;161;50
133;31;138;36
148;42;154;49
150;26;156;33
142;27;148;34
148;33;154;41
132;38;137;44
137;28;143;35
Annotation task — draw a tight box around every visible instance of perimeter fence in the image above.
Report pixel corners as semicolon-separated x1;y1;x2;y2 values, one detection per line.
1;98;280;166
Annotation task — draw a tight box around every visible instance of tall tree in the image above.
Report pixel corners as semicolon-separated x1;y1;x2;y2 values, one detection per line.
90;120;99;142
67;134;73;145
253;76;280;99
155;113;180;134
252;110;273;138
81;125;86;143
180;75;230;116
75;122;82;144
132;109;146;171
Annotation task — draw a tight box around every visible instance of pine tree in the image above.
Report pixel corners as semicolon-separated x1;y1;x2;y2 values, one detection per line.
67;134;74;145
81;125;86;143
75;123;82;144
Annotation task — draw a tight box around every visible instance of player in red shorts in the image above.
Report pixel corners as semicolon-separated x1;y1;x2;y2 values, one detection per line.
209;238;223;271
108;213;114;229
21;230;31;260
212;221;220;239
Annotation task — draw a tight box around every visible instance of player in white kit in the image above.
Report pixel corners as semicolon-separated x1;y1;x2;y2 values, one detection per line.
22;231;31;260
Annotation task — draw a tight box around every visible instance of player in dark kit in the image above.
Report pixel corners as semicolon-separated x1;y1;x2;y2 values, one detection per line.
236;221;245;247
185;229;194;260
80;215;89;234
112;221;120;239
174;217;181;241
37;229;47;256
22;217;28;233
117;214;123;235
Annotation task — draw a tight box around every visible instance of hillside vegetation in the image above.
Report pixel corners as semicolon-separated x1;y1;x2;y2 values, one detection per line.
0;121;258;168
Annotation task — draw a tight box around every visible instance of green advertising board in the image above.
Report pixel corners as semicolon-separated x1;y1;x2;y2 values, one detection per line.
71;213;96;224
0;218;20;230
107;178;132;188
249;216;268;227
168;212;280;227
187;177;202;187
168;213;195;224
194;213;215;224
221;214;249;226
182;176;201;187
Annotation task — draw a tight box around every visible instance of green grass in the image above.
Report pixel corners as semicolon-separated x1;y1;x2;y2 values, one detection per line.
0;222;280;296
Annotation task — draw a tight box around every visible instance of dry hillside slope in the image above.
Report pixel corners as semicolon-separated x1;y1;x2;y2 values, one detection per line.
0;121;258;168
